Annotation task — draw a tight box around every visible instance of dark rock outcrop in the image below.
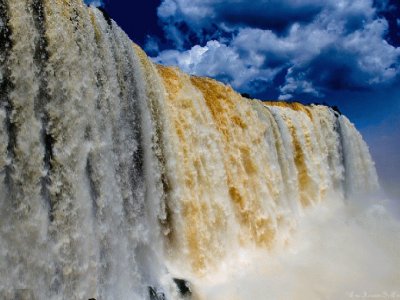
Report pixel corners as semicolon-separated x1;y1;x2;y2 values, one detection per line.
148;286;166;300
173;278;192;297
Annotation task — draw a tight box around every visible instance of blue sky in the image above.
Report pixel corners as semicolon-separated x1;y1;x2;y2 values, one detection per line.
86;0;400;198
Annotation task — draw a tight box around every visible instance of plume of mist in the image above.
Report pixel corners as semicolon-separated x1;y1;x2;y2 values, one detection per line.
191;197;400;300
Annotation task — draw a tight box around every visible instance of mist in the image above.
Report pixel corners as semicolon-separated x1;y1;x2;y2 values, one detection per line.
192;197;400;300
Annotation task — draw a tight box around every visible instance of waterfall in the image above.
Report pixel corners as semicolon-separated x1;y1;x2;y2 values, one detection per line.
0;1;398;300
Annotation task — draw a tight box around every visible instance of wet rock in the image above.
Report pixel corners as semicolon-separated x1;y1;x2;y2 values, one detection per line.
241;93;252;99
148;286;165;300
98;7;112;26
173;278;192;297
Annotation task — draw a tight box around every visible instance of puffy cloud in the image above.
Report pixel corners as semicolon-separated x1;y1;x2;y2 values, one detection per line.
154;40;280;90
144;36;161;56
279;18;400;98
153;0;400;99
84;0;104;7
158;0;331;33
157;0;377;45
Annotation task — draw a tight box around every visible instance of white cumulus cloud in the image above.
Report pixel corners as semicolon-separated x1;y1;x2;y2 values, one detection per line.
152;0;400;98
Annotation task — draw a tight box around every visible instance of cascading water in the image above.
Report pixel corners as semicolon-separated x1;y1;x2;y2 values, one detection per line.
0;1;398;299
